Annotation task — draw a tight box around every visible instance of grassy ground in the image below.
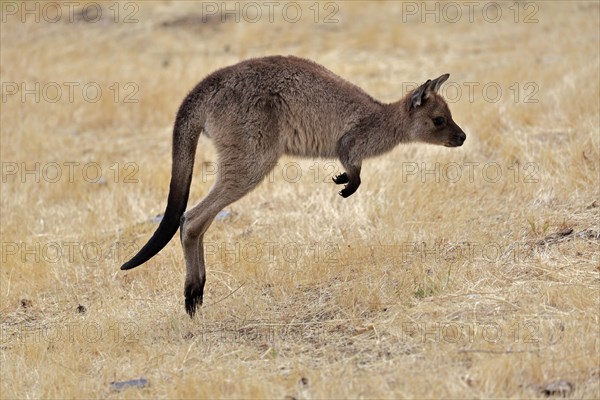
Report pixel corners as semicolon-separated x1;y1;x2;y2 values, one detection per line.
1;1;599;398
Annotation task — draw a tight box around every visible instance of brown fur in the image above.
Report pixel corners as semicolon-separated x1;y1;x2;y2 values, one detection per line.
120;55;466;317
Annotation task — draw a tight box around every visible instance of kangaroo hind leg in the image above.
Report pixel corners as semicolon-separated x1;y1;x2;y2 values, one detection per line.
180;142;279;317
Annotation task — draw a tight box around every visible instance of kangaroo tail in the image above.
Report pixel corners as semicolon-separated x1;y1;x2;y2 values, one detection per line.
121;106;202;271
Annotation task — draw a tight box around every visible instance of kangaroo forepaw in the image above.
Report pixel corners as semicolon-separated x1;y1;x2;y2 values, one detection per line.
184;284;204;318
339;184;358;198
333;172;349;185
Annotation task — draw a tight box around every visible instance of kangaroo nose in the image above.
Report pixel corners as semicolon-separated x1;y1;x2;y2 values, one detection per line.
459;132;466;142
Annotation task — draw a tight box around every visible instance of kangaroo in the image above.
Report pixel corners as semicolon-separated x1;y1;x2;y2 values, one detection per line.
121;55;466;317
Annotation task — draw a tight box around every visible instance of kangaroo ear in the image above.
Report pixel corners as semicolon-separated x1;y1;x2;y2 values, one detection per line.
429;73;450;93
409;79;431;110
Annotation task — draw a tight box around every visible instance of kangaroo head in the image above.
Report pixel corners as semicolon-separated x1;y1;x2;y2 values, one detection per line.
404;74;466;147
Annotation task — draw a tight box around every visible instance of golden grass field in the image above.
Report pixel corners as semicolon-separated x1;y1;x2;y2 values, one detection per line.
1;0;599;398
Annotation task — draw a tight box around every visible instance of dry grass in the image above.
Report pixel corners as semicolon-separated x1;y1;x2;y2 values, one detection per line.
1;1;599;398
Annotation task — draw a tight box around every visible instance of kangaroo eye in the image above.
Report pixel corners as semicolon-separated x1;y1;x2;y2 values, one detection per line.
433;117;446;127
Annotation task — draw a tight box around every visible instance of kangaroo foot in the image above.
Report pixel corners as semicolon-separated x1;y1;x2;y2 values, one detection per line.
184;281;204;318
